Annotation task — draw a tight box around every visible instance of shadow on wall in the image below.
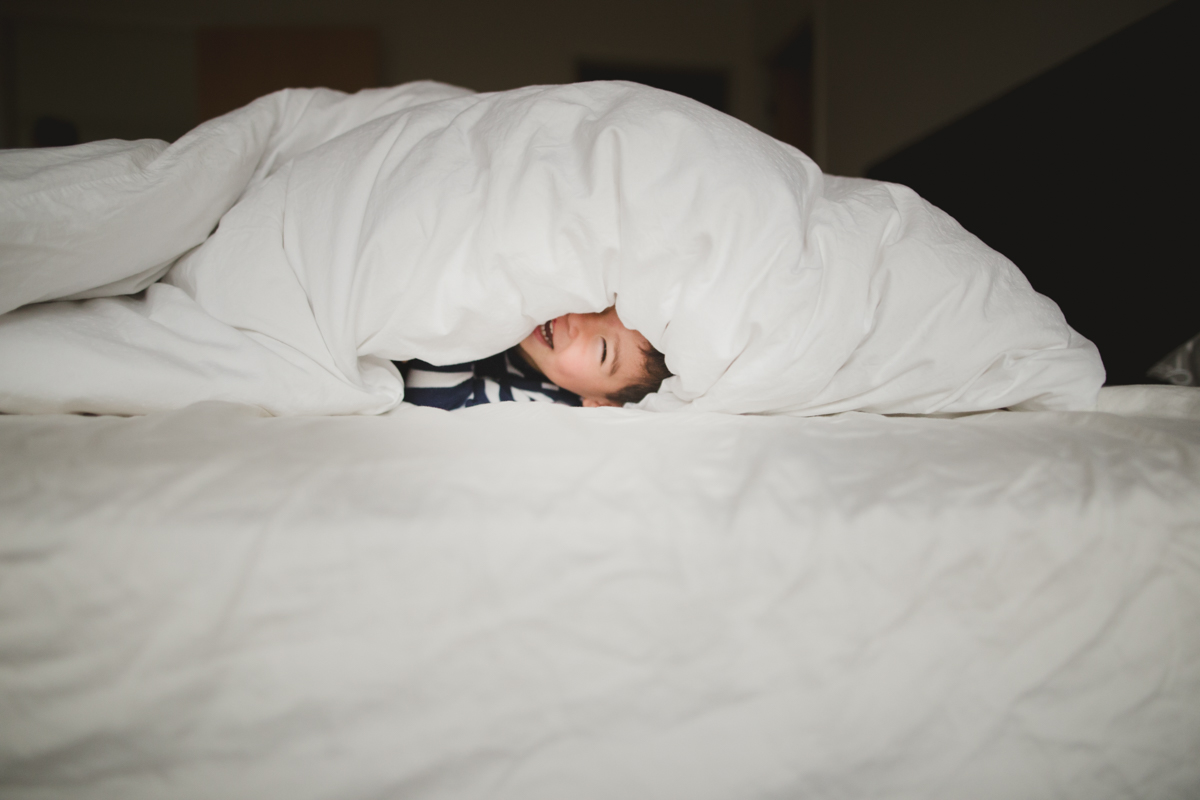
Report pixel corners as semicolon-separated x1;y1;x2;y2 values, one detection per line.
867;0;1196;386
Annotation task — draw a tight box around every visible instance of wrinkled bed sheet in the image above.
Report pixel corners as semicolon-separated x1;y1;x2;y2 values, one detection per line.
1;386;1198;799
0;81;1102;417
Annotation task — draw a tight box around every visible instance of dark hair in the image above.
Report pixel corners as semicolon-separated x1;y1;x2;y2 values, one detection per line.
607;342;673;406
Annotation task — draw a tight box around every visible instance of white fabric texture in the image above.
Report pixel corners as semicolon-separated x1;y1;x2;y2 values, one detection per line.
0;81;1103;416
2;395;1198;799
1098;383;1200;418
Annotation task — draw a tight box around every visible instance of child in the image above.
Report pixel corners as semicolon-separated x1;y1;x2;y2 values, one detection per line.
399;306;671;410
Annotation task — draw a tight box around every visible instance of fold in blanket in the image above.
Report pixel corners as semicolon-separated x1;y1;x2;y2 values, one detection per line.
0;81;1104;416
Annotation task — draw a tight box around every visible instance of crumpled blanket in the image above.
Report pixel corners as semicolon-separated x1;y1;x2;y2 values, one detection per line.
0;80;1103;415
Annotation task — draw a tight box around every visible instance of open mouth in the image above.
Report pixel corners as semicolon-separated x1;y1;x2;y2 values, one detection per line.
540;319;555;348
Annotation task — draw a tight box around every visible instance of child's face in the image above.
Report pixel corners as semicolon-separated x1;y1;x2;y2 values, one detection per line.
518;307;651;407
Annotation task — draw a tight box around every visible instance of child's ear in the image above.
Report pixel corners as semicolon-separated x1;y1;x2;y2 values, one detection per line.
582;397;619;408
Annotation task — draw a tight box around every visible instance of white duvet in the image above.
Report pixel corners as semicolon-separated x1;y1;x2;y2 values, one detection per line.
0;81;1102;416
1;388;1198;799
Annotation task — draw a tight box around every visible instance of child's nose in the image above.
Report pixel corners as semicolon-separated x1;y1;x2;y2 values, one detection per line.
564;313;591;344
572;312;600;334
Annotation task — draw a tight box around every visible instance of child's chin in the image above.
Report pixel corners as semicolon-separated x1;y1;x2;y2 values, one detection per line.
515;340;542;369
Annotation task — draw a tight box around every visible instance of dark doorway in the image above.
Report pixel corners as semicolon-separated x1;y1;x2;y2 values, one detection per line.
767;22;814;156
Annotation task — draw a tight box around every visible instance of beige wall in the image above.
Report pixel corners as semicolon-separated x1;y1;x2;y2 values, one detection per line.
0;0;1178;172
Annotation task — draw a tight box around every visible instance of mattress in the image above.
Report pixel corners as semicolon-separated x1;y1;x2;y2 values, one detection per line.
1;386;1198;799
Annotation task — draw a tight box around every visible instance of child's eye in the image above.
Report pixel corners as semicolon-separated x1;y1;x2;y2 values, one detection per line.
601;339;607;364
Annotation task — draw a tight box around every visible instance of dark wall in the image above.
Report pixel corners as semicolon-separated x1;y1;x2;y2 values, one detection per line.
0;1;766;149
868;0;1196;385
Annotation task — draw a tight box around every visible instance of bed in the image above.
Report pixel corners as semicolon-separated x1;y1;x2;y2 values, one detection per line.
2;385;1199;799
2;78;1197;799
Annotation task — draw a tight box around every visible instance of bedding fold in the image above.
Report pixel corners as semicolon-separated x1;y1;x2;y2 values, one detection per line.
0;81;1103;416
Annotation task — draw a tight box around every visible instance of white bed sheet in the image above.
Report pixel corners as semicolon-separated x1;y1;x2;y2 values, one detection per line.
1;387;1198;799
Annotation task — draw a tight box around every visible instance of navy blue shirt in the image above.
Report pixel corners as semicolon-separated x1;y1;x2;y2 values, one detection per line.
396;347;581;410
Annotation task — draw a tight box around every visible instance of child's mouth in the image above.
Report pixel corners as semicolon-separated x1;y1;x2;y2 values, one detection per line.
540;319;555;348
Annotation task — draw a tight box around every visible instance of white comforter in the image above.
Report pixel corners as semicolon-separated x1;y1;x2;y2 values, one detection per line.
1;387;1198;799
0;81;1102;416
